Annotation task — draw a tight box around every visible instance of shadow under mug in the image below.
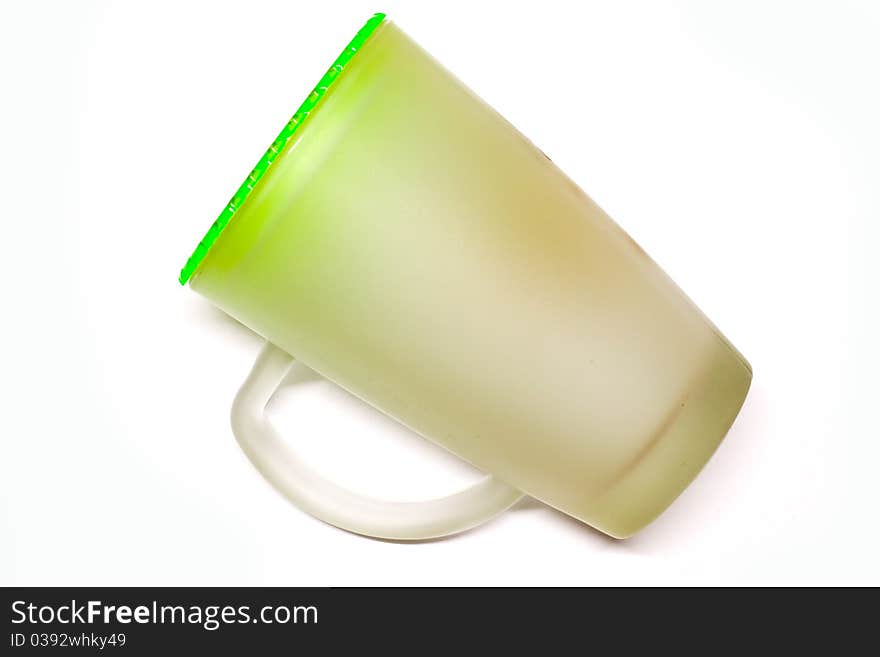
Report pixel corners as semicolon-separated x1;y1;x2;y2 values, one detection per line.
181;14;752;540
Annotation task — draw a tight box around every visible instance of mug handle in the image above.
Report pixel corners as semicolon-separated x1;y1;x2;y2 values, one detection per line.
231;341;524;540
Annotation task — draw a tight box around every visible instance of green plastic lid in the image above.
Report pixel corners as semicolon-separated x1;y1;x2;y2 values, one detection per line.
179;12;387;285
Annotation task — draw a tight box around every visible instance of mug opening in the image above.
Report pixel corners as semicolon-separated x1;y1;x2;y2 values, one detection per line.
178;12;387;285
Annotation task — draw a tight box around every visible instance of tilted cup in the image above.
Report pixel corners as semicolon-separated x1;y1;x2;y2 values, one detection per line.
181;14;752;540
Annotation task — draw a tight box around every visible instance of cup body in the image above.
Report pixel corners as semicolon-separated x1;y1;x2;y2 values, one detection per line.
188;20;751;537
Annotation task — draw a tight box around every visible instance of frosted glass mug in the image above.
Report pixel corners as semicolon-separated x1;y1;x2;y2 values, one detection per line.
181;14;752;540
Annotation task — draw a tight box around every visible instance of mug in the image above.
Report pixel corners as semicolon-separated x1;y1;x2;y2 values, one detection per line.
181;13;752;540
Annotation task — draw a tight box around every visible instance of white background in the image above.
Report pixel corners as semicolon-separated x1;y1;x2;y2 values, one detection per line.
2;0;878;586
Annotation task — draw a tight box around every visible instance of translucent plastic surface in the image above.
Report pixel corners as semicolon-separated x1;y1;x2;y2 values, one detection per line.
188;19;752;538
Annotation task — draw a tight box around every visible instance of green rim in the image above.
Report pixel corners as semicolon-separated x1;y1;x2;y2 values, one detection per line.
179;12;387;285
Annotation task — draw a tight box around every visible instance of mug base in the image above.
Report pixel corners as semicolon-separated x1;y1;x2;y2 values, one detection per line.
585;338;753;539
